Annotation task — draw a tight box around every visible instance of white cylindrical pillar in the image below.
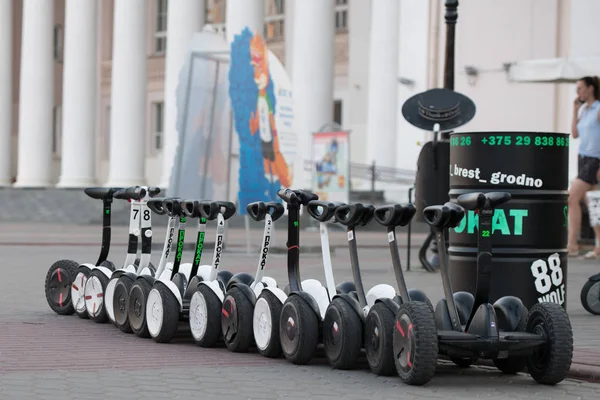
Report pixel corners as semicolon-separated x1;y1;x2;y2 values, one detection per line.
158;0;205;190
292;0;336;188
0;1;12;186
14;0;55;187
365;0;400;168
56;0;98;188
105;0;147;186
226;0;265;44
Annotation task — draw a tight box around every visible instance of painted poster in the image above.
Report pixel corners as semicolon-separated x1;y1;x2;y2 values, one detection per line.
312;131;350;203
229;27;296;213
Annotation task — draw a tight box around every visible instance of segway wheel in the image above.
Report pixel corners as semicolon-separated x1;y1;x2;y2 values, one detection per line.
84;269;110;323
99;260;116;271
365;302;396;376
323;297;363;369
146;284;180;343
526;302;573;385
493;299;528;374
222;286;255;353
44;259;79;315
253;291;283;358
189;284;222;347
128;279;153;338
113;276;134;333
580;280;600;315
72;266;91;319
393;301;439;386
279;295;319;365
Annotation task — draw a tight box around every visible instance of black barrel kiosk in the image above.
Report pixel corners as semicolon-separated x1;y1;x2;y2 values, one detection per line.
448;131;569;310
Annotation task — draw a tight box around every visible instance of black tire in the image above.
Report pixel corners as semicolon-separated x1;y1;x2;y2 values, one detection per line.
222;286;255;352
72;266;91;319
189;284;223;347
580;280;600;315
393;301;439;386
493;301;528;374
253;290;283;358
85;269;110;323
279;295;319;365
113;276;134;333
44;259;79;315
99;260;116;271
526;302;573;385
147;284;181;343
365;302;396;376
323;297;363;369
128;279;153;338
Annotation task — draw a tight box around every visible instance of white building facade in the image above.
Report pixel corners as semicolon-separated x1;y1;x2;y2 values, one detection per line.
1;0;594;189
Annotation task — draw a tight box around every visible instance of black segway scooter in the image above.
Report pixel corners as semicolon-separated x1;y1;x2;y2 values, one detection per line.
221;201;284;352
581;274;600;315
403;192;574;386
44;187;123;315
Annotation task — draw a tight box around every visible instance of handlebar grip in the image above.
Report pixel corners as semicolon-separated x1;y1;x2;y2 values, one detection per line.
265;201;285;221
181;200;201;218
356;204;376;226
163;198;183;217
374;203;417;227
114;186;146;201
247;202;267;222
147;186;161;198
335;203;366;226
147;198;167;215
199;201;220;220
306;200;338;222
277;188;299;205
423;202;465;229
216;201;236;220
294;190;319;205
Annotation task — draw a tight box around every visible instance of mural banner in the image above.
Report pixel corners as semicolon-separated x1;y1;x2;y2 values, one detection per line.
229;27;296;214
311;131;350;203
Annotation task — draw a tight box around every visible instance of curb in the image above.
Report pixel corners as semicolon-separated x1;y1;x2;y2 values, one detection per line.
469;358;600;383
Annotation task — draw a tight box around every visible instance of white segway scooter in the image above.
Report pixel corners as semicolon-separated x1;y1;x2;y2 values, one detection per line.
153;200;237;344
45;186;122;316
91;186;159;327
73;186;158;320
252;189;355;361
220;201;284;352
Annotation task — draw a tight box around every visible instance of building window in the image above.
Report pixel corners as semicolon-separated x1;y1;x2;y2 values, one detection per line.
335;0;348;32
152;102;164;151
52;106;62;155
154;0;168;54
333;100;343;125
265;0;285;41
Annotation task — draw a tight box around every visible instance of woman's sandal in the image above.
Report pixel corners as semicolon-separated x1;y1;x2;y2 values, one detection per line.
583;249;600;259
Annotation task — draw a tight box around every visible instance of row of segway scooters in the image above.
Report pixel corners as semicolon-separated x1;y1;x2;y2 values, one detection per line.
44;186;573;386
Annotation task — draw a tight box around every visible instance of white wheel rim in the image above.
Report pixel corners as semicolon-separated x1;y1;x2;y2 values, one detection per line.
71;272;88;313
253;297;273;351
189;292;208;341
84;276;104;317
146;289;163;337
105;279;117;322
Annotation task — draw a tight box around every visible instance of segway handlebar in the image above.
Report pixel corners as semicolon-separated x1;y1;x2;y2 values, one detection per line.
423;202;464;229
84;187;124;200
335;203;375;227
266;201;285;221
374;203;416;227
277;188;318;206
306;200;339;222
146;186;162;198
457;191;511;210
247;202;267;221
163;198;183;217
216;201;236;220
113;186;146;201
181;200;203;218
147;197;168;215
199;200;236;220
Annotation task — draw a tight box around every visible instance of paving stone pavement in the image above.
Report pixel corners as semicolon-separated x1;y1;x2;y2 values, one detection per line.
2;223;600;399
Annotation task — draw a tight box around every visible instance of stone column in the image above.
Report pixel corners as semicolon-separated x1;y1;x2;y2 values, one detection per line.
105;0;147;186
292;0;336;188
0;0;12;186
56;0;98;187
365;0;400;168
158;0;205;190
226;0;265;43
14;0;55;187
